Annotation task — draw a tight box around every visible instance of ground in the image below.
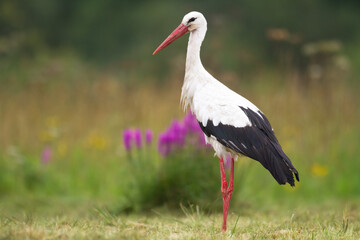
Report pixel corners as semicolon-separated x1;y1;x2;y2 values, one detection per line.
0;197;359;239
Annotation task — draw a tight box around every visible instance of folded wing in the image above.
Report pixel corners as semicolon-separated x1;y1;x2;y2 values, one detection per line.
198;106;299;186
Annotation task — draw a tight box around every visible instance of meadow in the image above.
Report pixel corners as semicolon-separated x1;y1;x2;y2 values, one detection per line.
0;51;360;239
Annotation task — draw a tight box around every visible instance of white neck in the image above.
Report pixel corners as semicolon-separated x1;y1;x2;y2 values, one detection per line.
185;27;207;72
181;26;208;111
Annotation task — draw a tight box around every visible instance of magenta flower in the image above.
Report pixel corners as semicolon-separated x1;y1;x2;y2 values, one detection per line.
183;112;207;147
158;133;171;157
41;146;52;164
183;112;201;133
157;112;210;157
169;120;186;145
224;154;232;170
134;129;142;148
157;120;185;157
145;129;153;145
123;129;133;151
198;134;207;146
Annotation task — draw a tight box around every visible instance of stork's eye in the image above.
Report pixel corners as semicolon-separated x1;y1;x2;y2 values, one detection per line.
187;17;197;24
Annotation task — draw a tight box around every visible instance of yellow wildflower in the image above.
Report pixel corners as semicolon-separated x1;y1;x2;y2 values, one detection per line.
87;131;108;150
57;141;68;157
45;116;59;128
311;163;328;177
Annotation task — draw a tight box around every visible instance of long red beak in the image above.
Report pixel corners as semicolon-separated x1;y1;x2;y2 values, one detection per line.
153;23;189;55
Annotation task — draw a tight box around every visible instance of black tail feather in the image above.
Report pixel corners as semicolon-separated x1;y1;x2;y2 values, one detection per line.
262;149;299;186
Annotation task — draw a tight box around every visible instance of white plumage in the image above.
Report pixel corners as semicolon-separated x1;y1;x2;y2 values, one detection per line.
179;12;261;159
153;11;299;232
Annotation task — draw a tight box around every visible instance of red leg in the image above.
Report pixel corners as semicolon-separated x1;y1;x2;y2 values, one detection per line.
219;158;228;231
219;157;235;232
228;158;234;196
219;157;228;195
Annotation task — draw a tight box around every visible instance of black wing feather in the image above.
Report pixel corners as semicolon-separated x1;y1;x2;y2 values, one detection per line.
198;107;299;186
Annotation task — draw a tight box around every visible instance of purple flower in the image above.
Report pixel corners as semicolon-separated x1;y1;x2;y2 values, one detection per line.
182;112;208;147
183;112;201;133
145;129;153;145
224;155;232;170
134;129;142;148
157;119;188;157
198;134;207;146
158;133;171;157
169;120;186;145
41;146;52;164
157;112;211;157
123;129;133;151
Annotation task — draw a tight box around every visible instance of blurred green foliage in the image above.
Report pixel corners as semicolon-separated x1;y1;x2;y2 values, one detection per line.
1;0;360;81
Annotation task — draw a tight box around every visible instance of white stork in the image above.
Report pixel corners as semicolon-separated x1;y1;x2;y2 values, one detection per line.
153;11;299;232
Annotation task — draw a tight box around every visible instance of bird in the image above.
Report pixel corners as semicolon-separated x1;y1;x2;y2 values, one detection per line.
153;11;299;232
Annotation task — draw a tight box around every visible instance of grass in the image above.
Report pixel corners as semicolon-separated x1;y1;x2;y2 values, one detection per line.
0;197;359;239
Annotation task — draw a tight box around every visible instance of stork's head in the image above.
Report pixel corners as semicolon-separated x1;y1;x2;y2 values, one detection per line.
181;11;207;32
153;11;207;55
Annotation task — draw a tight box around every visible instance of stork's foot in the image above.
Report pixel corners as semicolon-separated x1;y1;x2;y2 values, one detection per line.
219;157;235;232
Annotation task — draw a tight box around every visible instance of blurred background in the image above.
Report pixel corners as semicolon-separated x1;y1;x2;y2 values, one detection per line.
0;0;359;216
